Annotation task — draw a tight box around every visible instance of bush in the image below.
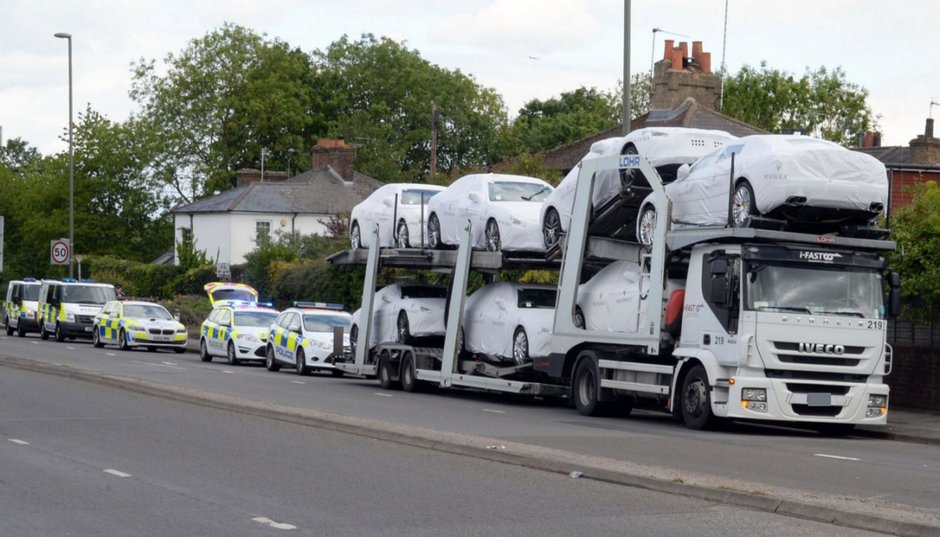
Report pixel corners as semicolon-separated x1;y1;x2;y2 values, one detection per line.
87;255;216;300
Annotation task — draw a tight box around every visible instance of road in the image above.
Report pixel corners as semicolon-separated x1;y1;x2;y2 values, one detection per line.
1;333;938;525
0;366;890;537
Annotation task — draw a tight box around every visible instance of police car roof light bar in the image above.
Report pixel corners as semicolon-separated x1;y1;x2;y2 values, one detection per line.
293;301;344;310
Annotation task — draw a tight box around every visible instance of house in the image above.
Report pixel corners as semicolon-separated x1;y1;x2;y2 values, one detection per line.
172;139;382;266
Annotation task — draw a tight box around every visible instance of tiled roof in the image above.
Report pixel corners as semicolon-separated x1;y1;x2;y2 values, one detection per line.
854;146;912;165
172;167;382;215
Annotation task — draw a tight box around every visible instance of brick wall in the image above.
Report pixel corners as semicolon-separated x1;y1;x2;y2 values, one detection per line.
889;169;940;213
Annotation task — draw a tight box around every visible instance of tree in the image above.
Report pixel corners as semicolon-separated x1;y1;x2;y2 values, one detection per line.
721;63;874;145
889;181;940;320
130;23;318;202
315;34;508;182
508;86;620;155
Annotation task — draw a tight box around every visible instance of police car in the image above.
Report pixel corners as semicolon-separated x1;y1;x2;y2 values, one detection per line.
204;282;259;307
200;304;279;365
4;278;41;337
265;302;352;376
93;300;188;352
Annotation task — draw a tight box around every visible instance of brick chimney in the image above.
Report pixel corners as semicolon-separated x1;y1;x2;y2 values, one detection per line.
651;39;722;111
312;138;358;181
910;118;940;165
235;169;289;187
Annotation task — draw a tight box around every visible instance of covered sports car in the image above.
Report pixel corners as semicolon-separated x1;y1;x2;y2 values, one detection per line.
426;173;553;252
541;127;737;248
462;282;556;365
350;284;447;355
635;135;889;244
349;183;445;249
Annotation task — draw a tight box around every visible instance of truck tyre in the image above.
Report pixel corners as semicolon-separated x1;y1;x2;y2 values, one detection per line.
227;341;241;366
200;339;212;362
377;351;399;390
400;352;422;393
294;348;309;376
55;323;66;343
681;364;717;430
265;345;280;372
573;356;605;416
40;320;49;340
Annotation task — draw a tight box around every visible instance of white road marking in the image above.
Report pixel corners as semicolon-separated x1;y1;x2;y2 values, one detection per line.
8;439;30;445
106;353;116;356
251;517;297;530
814;453;861;462
103;469;132;478
66;346;75;350
31;341;38;345
290;380;306;385
374;393;394;397
221;370;234;374
161;361;177;366
481;408;506;414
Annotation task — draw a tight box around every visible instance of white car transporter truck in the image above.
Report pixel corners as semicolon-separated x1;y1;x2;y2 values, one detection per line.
330;152;900;432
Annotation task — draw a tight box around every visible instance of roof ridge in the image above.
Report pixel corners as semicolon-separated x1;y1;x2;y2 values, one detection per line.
227;183;256;211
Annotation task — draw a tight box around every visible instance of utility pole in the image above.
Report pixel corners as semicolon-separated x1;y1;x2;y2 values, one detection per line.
622;0;631;134
55;32;74;278
430;102;438;178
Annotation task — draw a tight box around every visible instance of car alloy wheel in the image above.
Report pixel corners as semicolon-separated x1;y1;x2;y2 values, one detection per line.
638;205;656;246
427;214;442;249
485;219;501;252
396;220;410;248
512;327;529;364
350;222;361;249
543;208;561;249
732;182;757;226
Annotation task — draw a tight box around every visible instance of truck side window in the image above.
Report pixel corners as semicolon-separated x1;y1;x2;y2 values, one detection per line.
703;254;740;335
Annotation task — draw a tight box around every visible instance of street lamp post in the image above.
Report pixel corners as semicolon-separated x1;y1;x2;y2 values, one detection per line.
55;32;74;278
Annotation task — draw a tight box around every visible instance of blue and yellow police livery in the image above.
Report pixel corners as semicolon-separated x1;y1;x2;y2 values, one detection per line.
93;300;187;352
199;304;279;365
265;302;352;376
4;278;41;337
38;279;115;342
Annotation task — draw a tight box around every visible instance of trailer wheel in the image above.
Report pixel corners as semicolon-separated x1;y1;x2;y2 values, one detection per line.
377;351;399;390
400;352;422;393
350;325;359;358
681;365;717;430
573;356;603;416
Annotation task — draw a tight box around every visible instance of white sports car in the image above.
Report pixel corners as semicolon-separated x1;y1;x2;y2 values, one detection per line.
635;135;889;245
350;284;448;355
541;127;737;248
426;173;553;252
349;183;445;249
462;282;556;365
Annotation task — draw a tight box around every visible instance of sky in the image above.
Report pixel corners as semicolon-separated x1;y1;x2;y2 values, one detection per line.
1;0;938;156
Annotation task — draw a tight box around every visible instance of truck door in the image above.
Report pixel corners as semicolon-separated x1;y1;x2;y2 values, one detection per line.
701;253;741;364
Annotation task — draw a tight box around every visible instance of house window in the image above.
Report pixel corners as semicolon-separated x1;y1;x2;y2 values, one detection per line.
180;227;193;246
256;220;272;243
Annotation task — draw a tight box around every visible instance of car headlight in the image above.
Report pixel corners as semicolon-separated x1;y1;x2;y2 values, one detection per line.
65;312;76;322
236;333;259;343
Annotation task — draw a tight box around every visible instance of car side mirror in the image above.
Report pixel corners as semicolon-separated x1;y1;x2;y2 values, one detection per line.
382;197;394;207
676;163;691;181
289;324;301;333
173;310;181;321
494;299;507;311
468;192;482;204
381;294;392;303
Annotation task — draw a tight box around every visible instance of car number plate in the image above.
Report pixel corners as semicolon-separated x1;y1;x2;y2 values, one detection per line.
153;335;172;342
84;326;93;332
807;393;832;407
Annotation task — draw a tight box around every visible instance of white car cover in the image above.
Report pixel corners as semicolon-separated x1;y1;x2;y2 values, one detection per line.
427;173;553;252
463;282;556;363
576;261;645;333
659;135;889;227
351;283;447;349
350;183;445;248
542;128;738;241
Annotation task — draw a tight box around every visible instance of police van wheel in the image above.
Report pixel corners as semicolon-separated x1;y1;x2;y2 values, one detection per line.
295;349;310;376
227;341;241;366
265;345;280;372
119;329;131;351
55;323;66;343
17;322;26;338
4;317;13;336
92;327;104;348
199;339;212;362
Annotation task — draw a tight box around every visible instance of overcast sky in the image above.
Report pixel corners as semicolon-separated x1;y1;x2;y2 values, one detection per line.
1;0;937;155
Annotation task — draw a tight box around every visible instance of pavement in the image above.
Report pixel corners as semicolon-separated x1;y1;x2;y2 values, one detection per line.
180;338;940;446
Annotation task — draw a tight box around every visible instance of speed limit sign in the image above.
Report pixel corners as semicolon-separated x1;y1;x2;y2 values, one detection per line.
51;239;71;266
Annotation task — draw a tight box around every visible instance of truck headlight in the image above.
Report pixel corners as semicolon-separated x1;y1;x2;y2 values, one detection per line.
867;394;887;417
867;394;887;408
742;388;767;402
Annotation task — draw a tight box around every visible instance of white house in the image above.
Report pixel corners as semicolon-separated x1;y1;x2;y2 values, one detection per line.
172;139;381;266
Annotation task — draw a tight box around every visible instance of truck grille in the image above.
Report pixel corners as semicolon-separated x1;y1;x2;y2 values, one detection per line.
777;355;860;367
77;315;95;325
791;404;841;417
786;383;850;396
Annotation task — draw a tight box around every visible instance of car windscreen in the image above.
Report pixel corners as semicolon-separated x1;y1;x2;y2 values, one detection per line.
401;189;440;205
234;311;279;327
400;286;447;299
124;304;173;320
62;286;116;305
211;289;256;303
303;313;352;332
745;262;885;319
21;285;40;301
487;181;551;202
517;288;557;309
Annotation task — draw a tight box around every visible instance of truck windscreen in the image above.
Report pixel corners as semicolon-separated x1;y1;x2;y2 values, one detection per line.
745;263;885;319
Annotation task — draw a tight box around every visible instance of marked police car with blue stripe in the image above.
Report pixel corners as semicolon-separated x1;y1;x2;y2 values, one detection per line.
265;302;351;376
200;304;279;365
93;300;188;352
4;278;41;337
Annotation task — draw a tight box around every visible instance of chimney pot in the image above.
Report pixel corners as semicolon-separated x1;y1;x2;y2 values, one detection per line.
679;41;689;62
692;41;703;63
700;52;711;74
864;131;874;148
671;47;683;70
663;39;674;62
873;132;882;147
927;118;935;139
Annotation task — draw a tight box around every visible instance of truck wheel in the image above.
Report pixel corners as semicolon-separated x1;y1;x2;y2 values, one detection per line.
681;365;717;430
377;351;399;390
227;341;241;366
119;329;131;351
573;357;604;416
40;320;49;340
55;323;66;343
200;339;212;362
400;352;422;393
92;327;104;348
265;345;280;372
294;348;309;376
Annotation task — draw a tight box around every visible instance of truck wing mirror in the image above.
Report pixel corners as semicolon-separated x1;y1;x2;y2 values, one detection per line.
710;276;729;305
887;270;901;318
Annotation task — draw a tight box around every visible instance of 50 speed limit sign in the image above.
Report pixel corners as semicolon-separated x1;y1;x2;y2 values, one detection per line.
51;239;71;266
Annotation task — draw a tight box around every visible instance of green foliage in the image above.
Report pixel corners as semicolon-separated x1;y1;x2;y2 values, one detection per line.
176;237;213;271
316;34;508;182
241;231;343;299
507;86;620;155
889;182;940;320
271;259;366;310
721;63;873;145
